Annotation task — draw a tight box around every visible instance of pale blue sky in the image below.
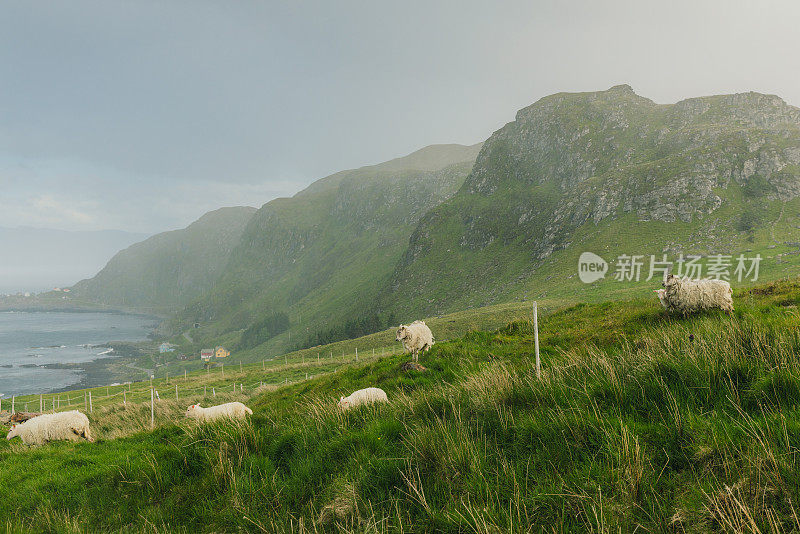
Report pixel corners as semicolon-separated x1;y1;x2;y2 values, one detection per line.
2;0;799;233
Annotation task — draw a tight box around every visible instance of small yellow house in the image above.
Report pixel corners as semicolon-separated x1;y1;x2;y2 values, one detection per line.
215;346;230;358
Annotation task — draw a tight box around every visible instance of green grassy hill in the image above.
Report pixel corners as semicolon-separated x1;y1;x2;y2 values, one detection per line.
164;144;482;354
389;85;800;316
165;87;800;366
69;207;257;314
3;279;800;531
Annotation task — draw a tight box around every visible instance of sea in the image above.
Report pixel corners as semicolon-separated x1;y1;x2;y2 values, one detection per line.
0;311;155;398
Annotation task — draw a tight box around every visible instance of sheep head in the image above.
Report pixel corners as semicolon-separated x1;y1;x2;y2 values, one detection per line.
6;424;18;440
338;396;349;409
185;404;202;418
663;274;680;288
395;325;408;342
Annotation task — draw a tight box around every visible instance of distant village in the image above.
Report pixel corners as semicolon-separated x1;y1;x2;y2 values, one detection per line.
158;343;230;362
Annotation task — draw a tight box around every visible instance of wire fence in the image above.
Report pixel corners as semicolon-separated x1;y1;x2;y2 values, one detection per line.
1;345;401;417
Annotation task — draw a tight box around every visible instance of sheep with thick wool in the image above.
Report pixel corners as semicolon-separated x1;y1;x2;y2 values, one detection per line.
396;320;434;362
660;274;734;315
338;387;388;410
6;410;93;446
185;402;252;422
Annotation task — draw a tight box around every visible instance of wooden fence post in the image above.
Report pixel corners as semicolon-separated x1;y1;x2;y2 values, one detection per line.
212;387;216;397
89;392;93;413
150;388;154;429
221;363;224;377
11;396;14;414
123;391;127;406
533;301;541;379
175;384;179;401
84;392;87;412
40;394;43;412
355;348;358;362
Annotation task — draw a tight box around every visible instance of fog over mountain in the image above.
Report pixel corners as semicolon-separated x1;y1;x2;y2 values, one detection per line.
0;226;147;293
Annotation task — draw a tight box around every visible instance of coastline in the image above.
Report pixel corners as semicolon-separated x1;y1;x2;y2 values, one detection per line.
0;312;161;397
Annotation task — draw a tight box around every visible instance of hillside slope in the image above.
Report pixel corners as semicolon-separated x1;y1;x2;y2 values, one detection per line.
70;207;256;314
3;279;800;531
388;85;800;315
168;144;482;352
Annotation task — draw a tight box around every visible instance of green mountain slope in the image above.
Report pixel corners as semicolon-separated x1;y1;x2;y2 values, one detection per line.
388;85;800;315
167;144;482;352
70;207;257;314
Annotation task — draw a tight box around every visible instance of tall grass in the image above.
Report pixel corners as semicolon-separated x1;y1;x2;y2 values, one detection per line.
4;282;800;531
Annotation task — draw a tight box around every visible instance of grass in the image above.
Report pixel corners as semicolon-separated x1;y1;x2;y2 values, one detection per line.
4;278;800;531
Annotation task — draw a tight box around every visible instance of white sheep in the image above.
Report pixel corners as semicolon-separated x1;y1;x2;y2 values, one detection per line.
6;410;93;446
396;320;434;362
185;402;253;422
338;387;388;410
661;274;734;315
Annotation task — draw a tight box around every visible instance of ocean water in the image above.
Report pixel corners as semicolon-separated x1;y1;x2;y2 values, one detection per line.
0;311;155;398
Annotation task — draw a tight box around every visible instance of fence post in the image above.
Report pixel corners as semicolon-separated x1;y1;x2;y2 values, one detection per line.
533;301;541;379
212;387;216;397
184;370;187;381
317;353;320;363
40;394;43;412
84;392;87;412
150;388;154;429
89;392;93;413
262;360;265;371
11;396;14;414
355;348;358;362
175;384;179;401
124;391;127;406
221;363;224;377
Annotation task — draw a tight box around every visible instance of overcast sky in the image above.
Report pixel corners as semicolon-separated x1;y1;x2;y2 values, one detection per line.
2;0;799;234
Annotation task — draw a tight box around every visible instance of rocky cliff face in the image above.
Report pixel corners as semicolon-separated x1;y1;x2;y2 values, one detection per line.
388;85;800;314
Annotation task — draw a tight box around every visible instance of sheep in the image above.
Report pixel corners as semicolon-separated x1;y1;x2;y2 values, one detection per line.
338;387;388;410
184;402;253;422
6;410;93;446
396;320;434;362
661;274;734;315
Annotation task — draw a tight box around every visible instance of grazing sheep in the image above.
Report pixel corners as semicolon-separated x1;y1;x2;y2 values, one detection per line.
338;387;388;410
661;274;734;315
185;402;252;422
396;320;434;362
6;411;93;446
